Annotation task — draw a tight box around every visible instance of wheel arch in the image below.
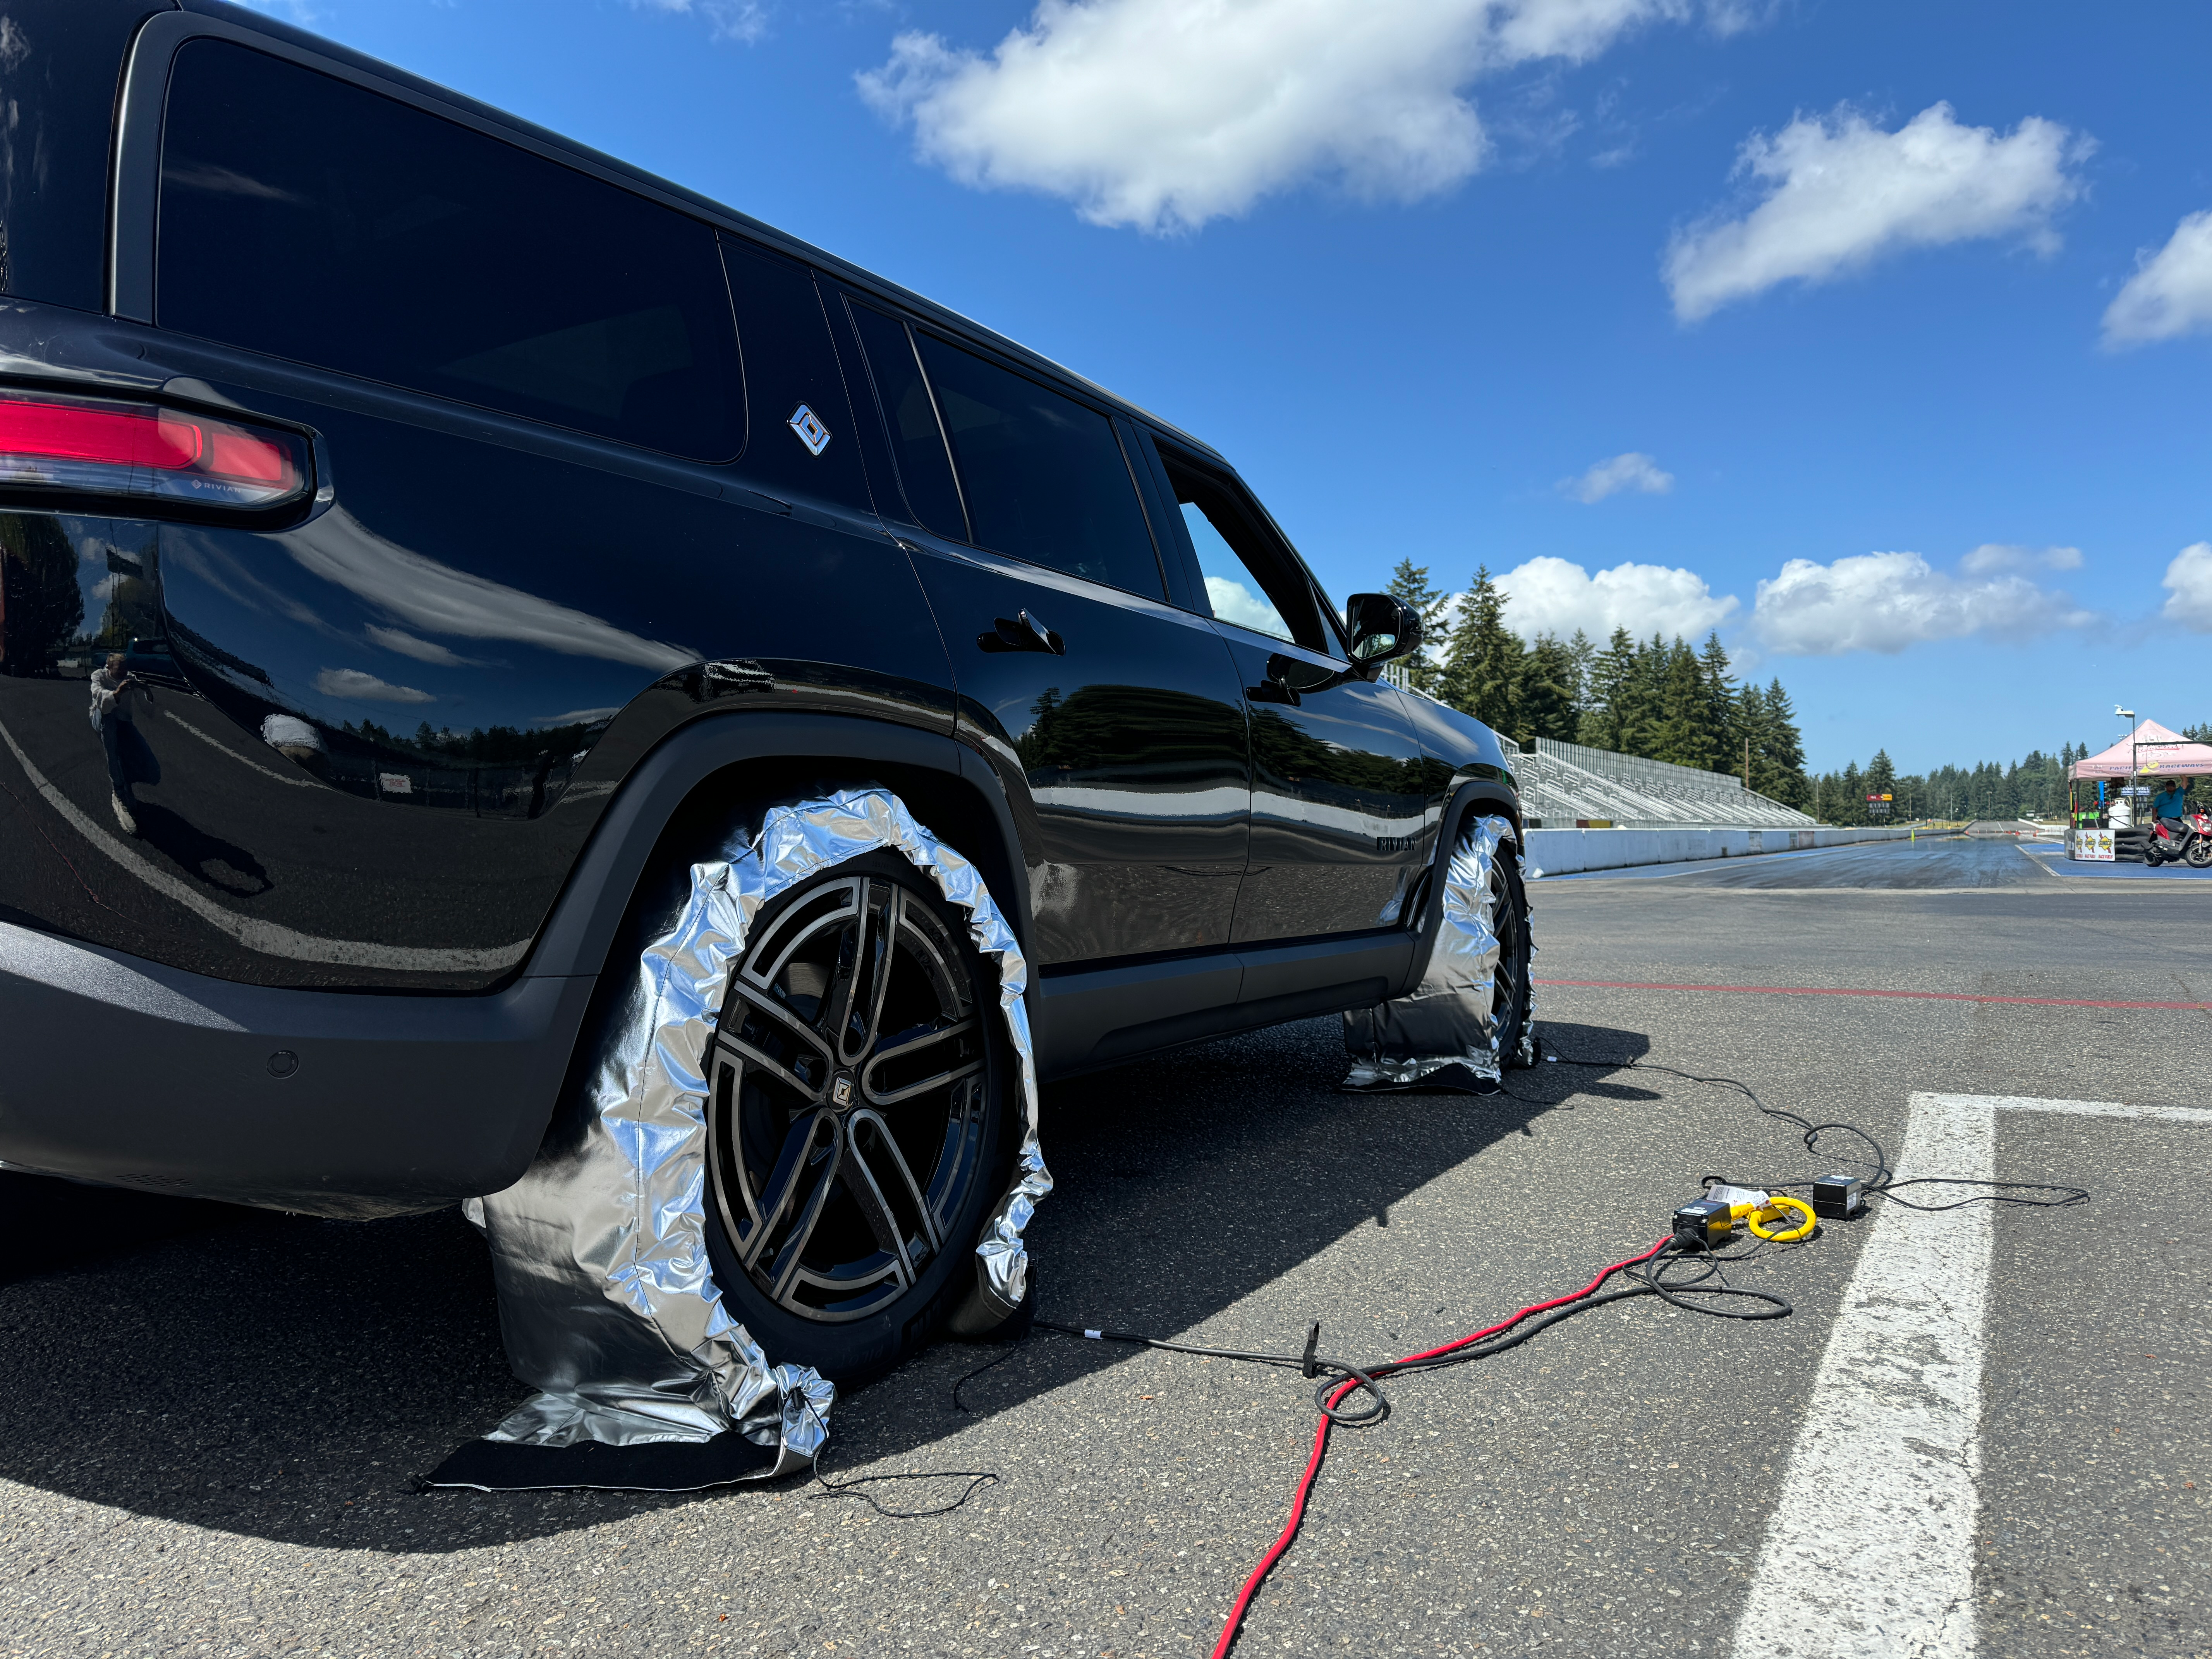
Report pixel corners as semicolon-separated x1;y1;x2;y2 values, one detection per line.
506;710;1032;1194
527;710;1031;986
1398;776;1525;997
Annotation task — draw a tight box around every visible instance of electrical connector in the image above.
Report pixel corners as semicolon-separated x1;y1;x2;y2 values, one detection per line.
1671;1197;1733;1252
1811;1175;1866;1220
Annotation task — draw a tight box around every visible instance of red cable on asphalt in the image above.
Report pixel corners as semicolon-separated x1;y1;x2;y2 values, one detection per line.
1535;978;2210;1012
1210;1237;1673;1659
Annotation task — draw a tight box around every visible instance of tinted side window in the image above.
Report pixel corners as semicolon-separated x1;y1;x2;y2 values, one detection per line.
1159;450;1329;653
846;302;968;539
157;40;742;461
912;336;1164;601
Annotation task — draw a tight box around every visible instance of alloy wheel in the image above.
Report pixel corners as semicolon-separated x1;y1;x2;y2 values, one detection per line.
707;872;992;1322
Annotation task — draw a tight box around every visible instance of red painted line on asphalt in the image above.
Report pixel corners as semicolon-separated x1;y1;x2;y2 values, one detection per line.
1534;979;2209;1011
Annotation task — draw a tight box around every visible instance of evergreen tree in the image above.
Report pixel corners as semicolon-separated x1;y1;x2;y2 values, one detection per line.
1576;627;1637;751
1697;632;1739;774
1616;633;1669;757
1566;629;1597;709
1649;638;1714;769
1839;760;1865;826
1865;749;1897;817
1441;566;1522;738
0;515;84;673
1750;678;1809;807
1515;633;1581;745
1384;558;1453;695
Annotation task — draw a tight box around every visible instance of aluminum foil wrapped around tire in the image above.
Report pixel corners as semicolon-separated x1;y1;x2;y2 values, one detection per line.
1342;813;1528;1091
474;788;1049;1470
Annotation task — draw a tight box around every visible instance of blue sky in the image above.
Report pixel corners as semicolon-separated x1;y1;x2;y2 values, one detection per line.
244;0;2212;774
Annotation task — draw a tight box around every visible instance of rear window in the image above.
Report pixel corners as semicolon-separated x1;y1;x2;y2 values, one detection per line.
156;40;742;461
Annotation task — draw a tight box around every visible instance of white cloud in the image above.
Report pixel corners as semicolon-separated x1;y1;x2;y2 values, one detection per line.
1959;542;2082;574
1561;451;1673;503
1492;555;1738;641
314;668;434;705
2161;542;2212;630
2103;209;2212;347
365;625;488;667
1751;550;2093;654
629;0;769;44
1205;574;1291;638
1664;102;2089;322
859;0;1738;234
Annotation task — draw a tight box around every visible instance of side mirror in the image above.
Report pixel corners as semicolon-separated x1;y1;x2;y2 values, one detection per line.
1344;593;1422;665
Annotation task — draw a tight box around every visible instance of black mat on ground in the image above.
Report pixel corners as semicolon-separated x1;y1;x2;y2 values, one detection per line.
423;1430;783;1492
1341;1062;1503;1095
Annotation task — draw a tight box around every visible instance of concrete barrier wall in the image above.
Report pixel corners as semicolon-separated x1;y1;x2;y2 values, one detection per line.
1525;824;1915;876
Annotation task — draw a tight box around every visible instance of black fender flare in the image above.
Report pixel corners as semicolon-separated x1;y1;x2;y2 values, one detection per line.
525;710;1031;984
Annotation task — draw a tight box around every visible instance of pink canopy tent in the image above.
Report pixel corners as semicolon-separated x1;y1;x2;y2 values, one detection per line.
2070;720;2212;779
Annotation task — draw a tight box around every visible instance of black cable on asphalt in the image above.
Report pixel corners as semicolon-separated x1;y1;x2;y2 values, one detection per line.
801;1398;1000;1520
1531;1049;2090;1211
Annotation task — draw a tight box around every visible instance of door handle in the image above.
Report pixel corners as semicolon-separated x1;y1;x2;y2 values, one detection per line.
977;610;1065;656
1248;668;1300;707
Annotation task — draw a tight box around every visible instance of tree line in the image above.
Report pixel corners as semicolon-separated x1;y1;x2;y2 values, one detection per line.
1386;560;1812;808
1808;731;2212;825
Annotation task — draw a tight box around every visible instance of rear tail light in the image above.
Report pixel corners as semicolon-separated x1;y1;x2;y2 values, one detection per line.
0;391;311;510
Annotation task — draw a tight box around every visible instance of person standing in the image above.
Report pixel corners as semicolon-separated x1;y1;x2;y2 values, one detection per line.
88;651;144;836
2151;778;2188;827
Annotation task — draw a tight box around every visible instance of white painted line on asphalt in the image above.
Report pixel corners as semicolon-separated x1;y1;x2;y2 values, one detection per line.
1731;1092;2212;1659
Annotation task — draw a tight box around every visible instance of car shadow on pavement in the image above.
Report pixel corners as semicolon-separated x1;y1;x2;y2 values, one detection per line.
0;1017;1648;1553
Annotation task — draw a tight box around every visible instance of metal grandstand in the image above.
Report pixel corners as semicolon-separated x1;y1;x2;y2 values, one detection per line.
1379;665;1815;829
1515;738;1817;830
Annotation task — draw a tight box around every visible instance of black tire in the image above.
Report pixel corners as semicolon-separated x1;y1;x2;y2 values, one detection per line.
698;850;1014;1382
1494;849;1537;1068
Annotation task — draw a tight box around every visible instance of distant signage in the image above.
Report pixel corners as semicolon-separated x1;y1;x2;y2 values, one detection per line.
1867;792;1892;820
2073;828;2115;862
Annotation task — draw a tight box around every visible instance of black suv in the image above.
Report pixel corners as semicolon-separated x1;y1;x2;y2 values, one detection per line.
0;0;1526;1377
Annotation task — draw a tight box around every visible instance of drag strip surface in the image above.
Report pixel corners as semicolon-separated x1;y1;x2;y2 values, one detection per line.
2;841;2207;1657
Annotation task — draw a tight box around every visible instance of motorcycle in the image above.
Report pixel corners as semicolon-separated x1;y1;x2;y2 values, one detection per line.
2143;810;2212;867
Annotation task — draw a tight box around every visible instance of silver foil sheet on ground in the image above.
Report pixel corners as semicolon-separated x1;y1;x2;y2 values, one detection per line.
477;788;1049;1468
1342;813;1520;1089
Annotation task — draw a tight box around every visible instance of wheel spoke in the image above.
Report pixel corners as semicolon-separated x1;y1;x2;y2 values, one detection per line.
767;1117;843;1299
827;880;895;1066
848;1107;940;1255
862;1017;983;1106
714;1010;830;1106
926;1075;987;1238
745;1108;836;1271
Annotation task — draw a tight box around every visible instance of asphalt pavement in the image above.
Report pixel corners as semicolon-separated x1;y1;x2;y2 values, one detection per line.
2;836;2207;1657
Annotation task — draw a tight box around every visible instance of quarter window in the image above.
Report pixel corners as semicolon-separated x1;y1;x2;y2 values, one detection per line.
157;40;742;460
847;302;968;540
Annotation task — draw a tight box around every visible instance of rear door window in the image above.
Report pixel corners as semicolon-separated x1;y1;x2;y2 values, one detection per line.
157;39;742;461
911;335;1164;601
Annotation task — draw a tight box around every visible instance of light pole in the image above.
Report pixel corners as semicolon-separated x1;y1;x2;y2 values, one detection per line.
2116;706;2137;829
